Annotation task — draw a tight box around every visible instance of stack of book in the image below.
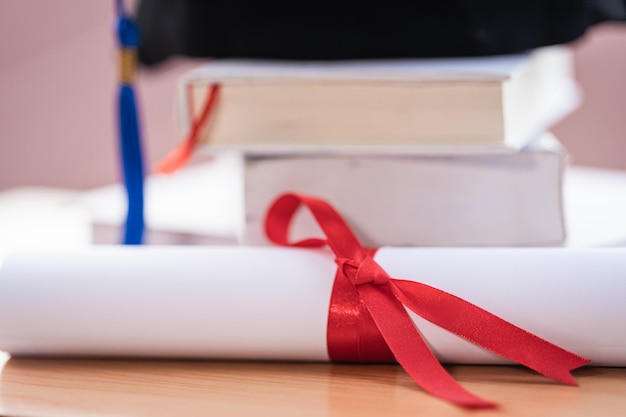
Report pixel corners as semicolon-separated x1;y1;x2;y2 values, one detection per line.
176;46;579;247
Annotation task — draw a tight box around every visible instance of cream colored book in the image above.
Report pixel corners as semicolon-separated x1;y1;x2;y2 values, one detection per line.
179;47;578;153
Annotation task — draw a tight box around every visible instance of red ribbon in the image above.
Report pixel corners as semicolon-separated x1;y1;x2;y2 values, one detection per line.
156;83;221;174
265;193;590;408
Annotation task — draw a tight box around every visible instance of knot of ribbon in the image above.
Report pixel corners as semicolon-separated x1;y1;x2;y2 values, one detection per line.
264;193;590;408
336;255;390;286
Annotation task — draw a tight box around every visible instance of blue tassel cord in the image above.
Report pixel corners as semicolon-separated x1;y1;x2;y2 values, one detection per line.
115;6;145;245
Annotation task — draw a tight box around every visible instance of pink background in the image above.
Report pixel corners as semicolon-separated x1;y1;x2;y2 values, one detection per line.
0;1;625;190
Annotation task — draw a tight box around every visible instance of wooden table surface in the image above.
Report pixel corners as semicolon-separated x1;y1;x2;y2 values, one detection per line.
0;354;624;417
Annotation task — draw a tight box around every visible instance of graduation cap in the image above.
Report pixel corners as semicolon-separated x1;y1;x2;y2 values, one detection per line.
135;0;625;66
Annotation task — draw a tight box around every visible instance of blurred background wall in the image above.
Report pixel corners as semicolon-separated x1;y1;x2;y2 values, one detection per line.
0;0;624;190
551;23;626;169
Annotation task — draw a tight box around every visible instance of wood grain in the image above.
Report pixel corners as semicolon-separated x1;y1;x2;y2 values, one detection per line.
0;358;625;417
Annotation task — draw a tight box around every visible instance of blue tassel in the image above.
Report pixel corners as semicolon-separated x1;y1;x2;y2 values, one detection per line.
116;11;145;245
118;84;145;244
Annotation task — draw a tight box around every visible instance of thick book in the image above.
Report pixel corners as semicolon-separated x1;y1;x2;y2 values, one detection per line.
179;47;577;152
243;134;566;247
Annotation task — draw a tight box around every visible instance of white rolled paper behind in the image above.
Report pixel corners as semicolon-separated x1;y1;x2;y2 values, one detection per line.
0;246;624;365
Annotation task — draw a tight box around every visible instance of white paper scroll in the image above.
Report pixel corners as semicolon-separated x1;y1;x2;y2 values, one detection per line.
0;246;624;365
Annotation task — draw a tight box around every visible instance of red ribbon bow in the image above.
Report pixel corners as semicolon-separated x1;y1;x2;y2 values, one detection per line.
265;193;590;408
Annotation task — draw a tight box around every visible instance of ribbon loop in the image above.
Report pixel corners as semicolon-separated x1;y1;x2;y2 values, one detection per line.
264;193;590;409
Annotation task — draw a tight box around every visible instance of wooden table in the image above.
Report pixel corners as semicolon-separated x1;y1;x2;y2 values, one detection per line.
0;354;624;417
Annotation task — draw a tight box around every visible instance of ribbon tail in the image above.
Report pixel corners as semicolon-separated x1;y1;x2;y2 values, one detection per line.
392;279;590;385
155;133;195;175
156;84;220;174
118;84;145;244
357;283;495;408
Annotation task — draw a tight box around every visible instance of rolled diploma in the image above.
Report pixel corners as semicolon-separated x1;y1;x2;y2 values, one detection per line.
0;246;624;366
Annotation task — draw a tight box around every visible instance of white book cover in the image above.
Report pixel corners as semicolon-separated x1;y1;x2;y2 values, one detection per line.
244;134;566;247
